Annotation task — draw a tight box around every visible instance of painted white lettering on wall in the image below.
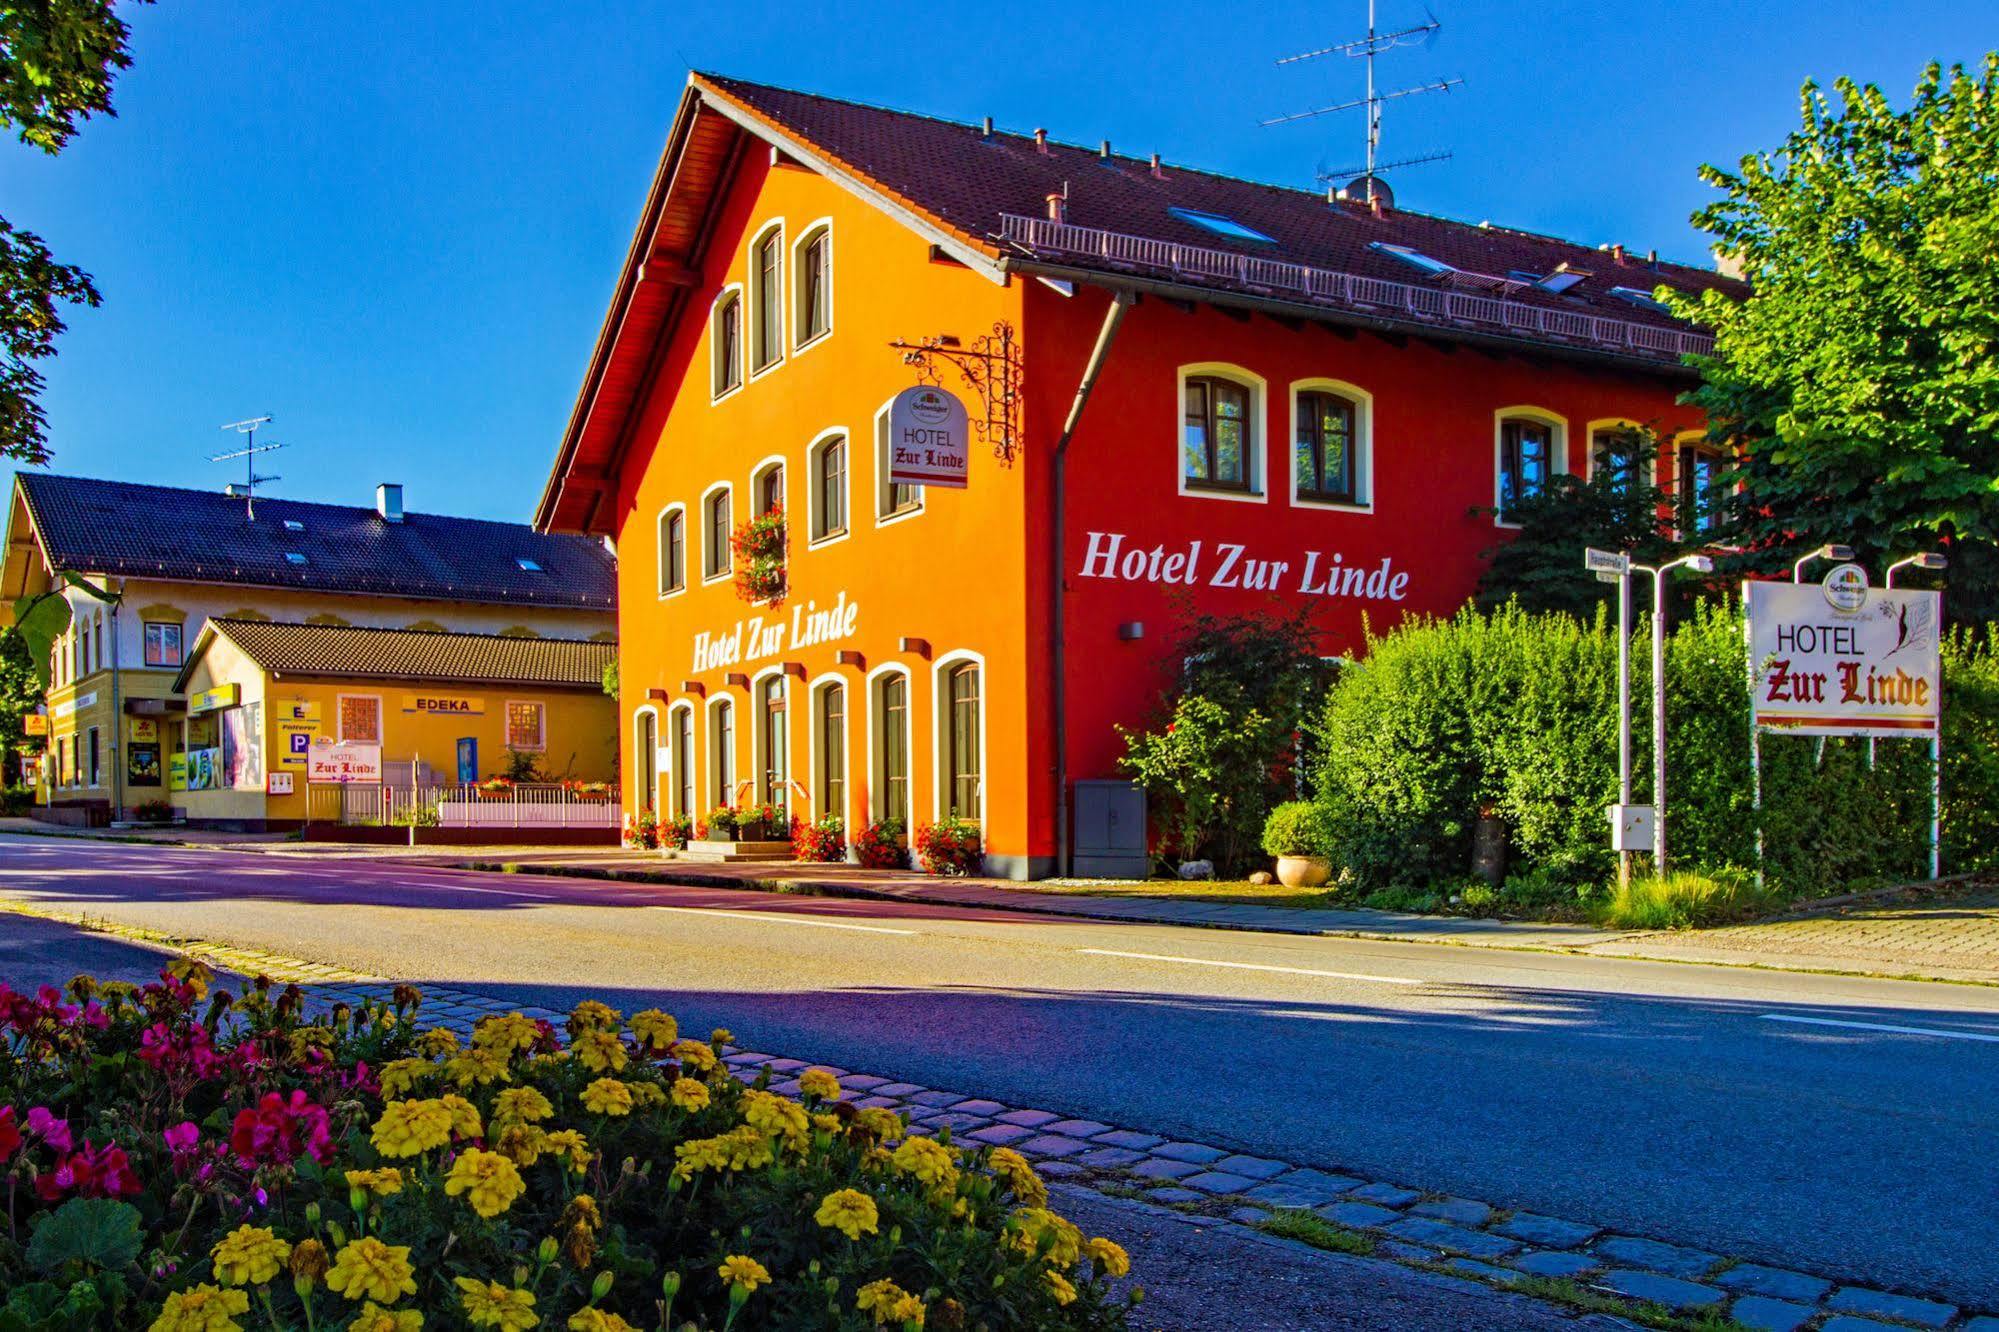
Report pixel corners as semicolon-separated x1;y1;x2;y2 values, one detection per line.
1077;530;1410;602
692;591;862;673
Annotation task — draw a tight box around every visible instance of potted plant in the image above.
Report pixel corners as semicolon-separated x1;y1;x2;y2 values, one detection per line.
700;806;739;842
731;508;788;606
1262;801;1330;888
476;776;515;801
565;779;613;802
913;815;982;876
660;812;693;850
625;809;660;850
792;814;845;863
852;816;908;869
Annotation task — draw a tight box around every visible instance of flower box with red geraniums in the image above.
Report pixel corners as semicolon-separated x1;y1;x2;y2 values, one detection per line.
625;809;660;850
475;778;514;801
0;960;1136;1329
792;815;845;863
914;815;983;876
852;816;909;870
731;508;787;606
564;780;614;803
659;813;694;851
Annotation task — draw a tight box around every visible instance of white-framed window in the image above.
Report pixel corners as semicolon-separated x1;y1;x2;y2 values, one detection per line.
873;399;923;524
1676;433;1726;535
701;483;733;581
656;503;687;597
806;429;849;545
1289;379;1373;510
750;456;786;517
792;220;832;351
337;694;382;744
505;700;547;753
708;695;736;808
667;701;696;819
867;665;913;827
633;706;660;815
809;674;848;824
1177;364;1267;502
1586;419;1654;497
144;620;184;667
1494;407;1568;526
711;285;744;400
749;220;785;376
932;652;984;825
753;669;790;815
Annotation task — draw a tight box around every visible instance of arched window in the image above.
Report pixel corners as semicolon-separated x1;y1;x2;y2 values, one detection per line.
1590;425;1648;495
758;674;789;814
635;710;658;814
943;661;981;821
751;224;784;374
874;401;922;521
795;224;831;347
1678;440;1724;534
1497;414;1563;522
816;681;846;821
670;705;694;819
712;290;742;397
873;670;910;825
1183;374;1256;493
1294;390;1357;503
810;434;847;541
703;487;732;579
709;697;735;808
657;506;685;595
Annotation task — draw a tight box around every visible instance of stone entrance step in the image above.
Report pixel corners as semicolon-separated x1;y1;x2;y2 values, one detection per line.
673;840;794;863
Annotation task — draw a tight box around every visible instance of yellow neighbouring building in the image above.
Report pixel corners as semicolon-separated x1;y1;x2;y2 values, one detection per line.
2;472;619;827
172;619;618;827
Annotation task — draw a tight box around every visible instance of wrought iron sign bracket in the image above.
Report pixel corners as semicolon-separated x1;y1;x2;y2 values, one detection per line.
888;321;1023;464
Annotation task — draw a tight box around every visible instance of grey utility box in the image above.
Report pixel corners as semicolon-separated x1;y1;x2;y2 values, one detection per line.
1072;780;1149;879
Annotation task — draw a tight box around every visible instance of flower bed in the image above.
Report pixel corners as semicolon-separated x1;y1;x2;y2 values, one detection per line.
914;817;982;876
0;963;1133;1330
852;818;909;871
793;816;846;864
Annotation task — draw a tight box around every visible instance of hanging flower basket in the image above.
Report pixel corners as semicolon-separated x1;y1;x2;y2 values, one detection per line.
732;509;788;606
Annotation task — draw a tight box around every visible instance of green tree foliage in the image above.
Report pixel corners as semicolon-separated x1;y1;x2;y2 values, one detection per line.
0;629;36;782
0;0;144;463
1669;55;1999;618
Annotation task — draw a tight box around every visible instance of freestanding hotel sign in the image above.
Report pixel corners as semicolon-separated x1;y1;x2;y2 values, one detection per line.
1746;568;1941;737
886;385;970;489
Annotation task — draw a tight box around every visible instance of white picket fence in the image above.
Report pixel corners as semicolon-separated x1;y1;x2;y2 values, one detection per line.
309;783;622;829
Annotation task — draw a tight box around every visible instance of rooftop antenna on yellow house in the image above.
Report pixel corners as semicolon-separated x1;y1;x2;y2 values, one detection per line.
211;415;284;521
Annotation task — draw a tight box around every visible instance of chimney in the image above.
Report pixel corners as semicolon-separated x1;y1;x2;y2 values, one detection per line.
1150;152;1164;179
980;115;994;141
1046;191;1066;223
376;483;404;523
1099;139;1112;164
1034;127;1049;154
1611;243;1627;265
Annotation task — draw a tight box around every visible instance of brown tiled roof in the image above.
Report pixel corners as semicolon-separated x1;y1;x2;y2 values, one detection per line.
189;620;615;690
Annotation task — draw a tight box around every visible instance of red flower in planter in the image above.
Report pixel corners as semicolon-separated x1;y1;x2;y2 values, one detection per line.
229;1090;334;1167
25;1107;71;1153
35;1140;140;1201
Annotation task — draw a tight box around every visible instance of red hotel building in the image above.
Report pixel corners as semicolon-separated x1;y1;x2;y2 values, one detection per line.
536;73;1740;878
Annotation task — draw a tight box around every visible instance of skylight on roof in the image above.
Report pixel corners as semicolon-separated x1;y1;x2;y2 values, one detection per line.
1608;285;1671;313
283;519;305;532
1368;241;1455;278
1166;207;1275;245
516;558;543;572
284;551;308;565
1535;270;1588;295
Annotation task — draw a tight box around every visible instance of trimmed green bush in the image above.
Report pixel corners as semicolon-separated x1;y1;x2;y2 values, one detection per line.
1260;801;1325;858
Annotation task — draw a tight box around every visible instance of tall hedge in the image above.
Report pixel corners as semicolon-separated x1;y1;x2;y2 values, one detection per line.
1311;602;1998;898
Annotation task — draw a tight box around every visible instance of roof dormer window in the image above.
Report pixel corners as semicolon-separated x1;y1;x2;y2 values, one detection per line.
1368;241;1455;278
1608;285;1671;313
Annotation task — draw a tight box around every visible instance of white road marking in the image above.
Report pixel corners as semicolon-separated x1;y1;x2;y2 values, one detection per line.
1760;1014;1999;1044
652;905;917;936
416;882;564;901
1077;948;1422;986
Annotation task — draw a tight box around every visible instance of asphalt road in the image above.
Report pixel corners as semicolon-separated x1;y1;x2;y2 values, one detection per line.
4;836;1996;1310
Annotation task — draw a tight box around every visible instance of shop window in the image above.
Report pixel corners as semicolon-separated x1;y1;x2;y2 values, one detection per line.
810;433;848;542
795;223;831;348
1678;441;1725;534
712;289;743;397
635;710;658;814
815;681;846;821
751;223;784;374
670;704;695;819
758;674;788;814
657;505;686;596
874;402;923;521
873;670;910;825
941;660;982;822
338;694;382;744
710;697;735;807
704;487;733;579
1497;413;1563;523
505;701;547;753
1294;389;1361;505
1182;373;1258;494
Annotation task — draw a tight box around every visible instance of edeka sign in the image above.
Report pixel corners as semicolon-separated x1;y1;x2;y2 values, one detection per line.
1746;574;1942;736
1077;530;1412;602
402;693;485;716
691;591;861;673
886;385;970;490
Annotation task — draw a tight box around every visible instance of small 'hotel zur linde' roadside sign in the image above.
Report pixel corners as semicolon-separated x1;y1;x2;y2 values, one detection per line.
886;385;969;490
1747;564;1942;737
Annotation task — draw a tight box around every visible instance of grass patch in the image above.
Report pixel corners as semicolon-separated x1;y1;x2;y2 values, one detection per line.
1504;1275;1747;1332
1590;870;1781;930
1256;1208;1375;1256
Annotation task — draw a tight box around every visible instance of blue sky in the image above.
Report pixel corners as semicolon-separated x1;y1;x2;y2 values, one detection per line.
5;1;1994;523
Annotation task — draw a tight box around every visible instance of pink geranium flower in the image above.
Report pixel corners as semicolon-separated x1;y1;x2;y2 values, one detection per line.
229;1090;333;1166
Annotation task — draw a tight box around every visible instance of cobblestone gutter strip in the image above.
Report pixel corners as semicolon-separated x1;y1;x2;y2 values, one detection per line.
15;900;1995;1332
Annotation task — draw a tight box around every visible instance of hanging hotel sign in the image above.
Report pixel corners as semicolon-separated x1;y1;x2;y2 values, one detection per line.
1746;570;1941;737
307;737;382;784
886;385;970;490
402;693;485;716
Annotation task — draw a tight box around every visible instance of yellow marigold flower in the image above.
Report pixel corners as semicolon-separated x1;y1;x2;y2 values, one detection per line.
325;1238;417;1305
580;1077;635;1116
164;956;214;1001
889;1293;927;1327
813;1188;879;1240
671;1125;773;1179
443;1148;525;1218
378;1058;435;1099
630;1081;666;1109
988;1147;1047;1207
668;1039;715;1072
1044;1270;1077;1307
444;1046;513;1088
454;1277;538;1331
560;1194;603;1232
493;1121;545;1167
717;1254;770;1294
543;1128;593;1174
565;1312;638;1332
629;1008;678;1050
856;1279;919;1326
812;1112;842;1135
568;999;620;1032
210;1224;290;1287
571;1028;628;1073
742;1089;809;1148
148;1283;249;1332
493;1086;554;1123
343;1167;404;1197
1009;1207;1082;1268
669;1077;709;1111
1086;1235;1130;1278
347;1303;423;1331
417;1027;461;1056
472;1012;541;1053
891;1135;958;1187
798;1067;841;1100
710;1027;733;1045
290;1239;331;1285
854;1107;903;1140
369;1099;454;1158
440;1093;483;1139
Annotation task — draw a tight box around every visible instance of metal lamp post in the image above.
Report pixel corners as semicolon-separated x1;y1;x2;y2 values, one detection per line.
1631;553;1714;874
1792;543;1855;584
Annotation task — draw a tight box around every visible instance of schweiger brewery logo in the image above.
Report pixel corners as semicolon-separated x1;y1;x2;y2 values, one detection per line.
908;387;952;425
1822;563;1870;613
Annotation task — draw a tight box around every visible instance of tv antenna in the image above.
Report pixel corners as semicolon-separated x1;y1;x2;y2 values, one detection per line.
211;415;284;521
1263;1;1462;204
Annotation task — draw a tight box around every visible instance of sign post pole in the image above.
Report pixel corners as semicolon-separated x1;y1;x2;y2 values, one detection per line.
1631;554;1714;877
1617;568;1632;891
1886;551;1949;880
